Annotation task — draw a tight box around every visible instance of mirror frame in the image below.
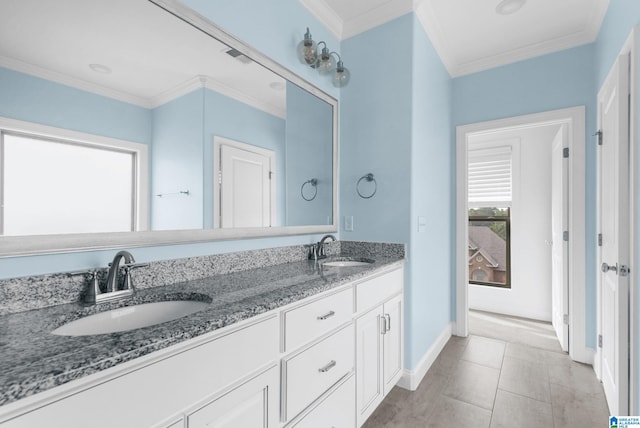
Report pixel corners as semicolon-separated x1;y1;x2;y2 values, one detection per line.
0;0;338;258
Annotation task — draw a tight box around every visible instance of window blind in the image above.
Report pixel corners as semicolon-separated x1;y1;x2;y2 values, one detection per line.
468;146;512;207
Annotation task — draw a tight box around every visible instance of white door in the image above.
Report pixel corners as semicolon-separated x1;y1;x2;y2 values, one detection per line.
551;126;569;352
216;139;273;228
598;53;630;416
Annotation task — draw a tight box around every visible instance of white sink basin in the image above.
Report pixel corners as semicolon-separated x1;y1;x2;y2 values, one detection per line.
52;300;210;336
322;259;374;267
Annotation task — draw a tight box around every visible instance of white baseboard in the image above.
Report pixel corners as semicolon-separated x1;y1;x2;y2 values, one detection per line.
397;322;453;391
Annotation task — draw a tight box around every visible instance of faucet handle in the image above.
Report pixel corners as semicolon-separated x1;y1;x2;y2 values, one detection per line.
69;270;101;304
307;244;318;260
122;262;148;291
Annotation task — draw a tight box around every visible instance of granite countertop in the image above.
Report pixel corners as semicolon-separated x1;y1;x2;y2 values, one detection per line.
0;256;403;407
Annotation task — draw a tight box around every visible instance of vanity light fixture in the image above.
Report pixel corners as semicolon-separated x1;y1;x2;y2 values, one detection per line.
496;0;526;15
297;28;350;87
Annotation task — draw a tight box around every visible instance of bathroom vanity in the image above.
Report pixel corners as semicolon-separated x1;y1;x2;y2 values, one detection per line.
0;242;404;427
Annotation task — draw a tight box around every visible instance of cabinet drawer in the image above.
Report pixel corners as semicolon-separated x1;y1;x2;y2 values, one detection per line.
290;375;355;428
355;268;402;313
187;366;278;428
282;324;354;421
283;288;353;352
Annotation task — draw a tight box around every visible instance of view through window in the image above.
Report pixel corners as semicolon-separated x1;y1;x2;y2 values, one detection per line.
468;207;511;288
1;132;136;236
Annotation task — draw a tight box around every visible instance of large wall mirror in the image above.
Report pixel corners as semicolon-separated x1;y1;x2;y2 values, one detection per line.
0;0;337;256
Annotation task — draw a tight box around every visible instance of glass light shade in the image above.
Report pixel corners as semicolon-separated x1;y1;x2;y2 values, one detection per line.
296;28;318;65
332;61;350;87
316;48;335;75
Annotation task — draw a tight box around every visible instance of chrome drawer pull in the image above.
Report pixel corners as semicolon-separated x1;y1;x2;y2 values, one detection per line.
317;310;336;321
318;360;336;373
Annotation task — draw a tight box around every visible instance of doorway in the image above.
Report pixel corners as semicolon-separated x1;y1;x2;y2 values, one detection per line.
213;136;275;228
455;106;588;363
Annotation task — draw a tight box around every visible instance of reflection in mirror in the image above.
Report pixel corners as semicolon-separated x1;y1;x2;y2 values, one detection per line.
0;0;335;242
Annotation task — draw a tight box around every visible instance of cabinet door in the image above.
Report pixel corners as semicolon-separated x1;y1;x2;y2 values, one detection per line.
383;294;403;393
187;367;278;428
291;375;356;428
356;306;383;426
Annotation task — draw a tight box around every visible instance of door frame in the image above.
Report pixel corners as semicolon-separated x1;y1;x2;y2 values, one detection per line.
595;27;638;415
455;106;588;363
213;136;276;228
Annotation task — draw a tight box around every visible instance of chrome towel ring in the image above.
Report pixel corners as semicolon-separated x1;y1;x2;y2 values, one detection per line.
357;173;377;199
301;178;318;201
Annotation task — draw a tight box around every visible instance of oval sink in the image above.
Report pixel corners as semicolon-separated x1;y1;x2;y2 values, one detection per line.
322;258;374;267
52;300;210;336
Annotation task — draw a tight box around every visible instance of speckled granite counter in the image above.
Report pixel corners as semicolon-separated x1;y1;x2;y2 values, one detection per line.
0;243;404;407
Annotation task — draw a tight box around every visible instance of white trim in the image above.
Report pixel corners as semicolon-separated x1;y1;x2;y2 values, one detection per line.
0;116;149;233
297;0;344;40
630;26;639;417
455;107;588;364
448;29;598;78
0;55;151;108
396;322;452;391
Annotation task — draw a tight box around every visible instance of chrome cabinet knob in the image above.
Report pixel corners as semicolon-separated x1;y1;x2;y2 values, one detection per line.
601;262;618;273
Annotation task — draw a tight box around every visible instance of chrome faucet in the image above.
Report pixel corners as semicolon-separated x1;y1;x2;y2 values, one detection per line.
96;250;147;303
106;250;137;293
316;234;336;259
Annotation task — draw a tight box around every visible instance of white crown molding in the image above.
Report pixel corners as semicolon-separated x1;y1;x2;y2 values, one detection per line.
0;55;151;108
151;75;285;118
414;0;456;76
303;0;609;78
450;29;597;77
341;0;413;40
1;56;284;118
298;0;344;40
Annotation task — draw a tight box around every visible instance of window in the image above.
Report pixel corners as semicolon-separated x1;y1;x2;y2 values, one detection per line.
468;145;512;288
0;121;148;236
468;208;511;288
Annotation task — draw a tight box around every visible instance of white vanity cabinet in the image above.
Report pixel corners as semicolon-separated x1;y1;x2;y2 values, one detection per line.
1;315;279;428
0;263;404;428
280;287;355;426
355;268;404;427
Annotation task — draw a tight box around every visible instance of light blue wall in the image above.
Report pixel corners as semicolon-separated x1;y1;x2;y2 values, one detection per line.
452;44;598;349
340;14;454;370
594;0;640;412
0;67;151;144
152;89;204;230
340;15;412;244
285;81;333;226
409;16;454;369
202;88;286;228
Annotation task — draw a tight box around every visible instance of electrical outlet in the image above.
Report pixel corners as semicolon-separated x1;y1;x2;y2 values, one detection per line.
345;216;354;231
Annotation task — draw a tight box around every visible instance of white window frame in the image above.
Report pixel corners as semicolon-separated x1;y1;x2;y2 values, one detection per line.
0;116;149;234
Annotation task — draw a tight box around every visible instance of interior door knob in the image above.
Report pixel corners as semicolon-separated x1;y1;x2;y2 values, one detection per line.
601;262;618;273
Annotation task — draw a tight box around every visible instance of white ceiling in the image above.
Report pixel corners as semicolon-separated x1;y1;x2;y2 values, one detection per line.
0;0;286;116
299;0;610;77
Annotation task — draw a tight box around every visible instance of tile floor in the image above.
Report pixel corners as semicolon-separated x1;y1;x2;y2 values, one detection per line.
362;310;611;428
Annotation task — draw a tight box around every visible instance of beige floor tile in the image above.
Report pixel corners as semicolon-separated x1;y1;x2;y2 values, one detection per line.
460;335;506;369
490;390;553;428
498;356;550;402
504;341;568;365
443;360;500;410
